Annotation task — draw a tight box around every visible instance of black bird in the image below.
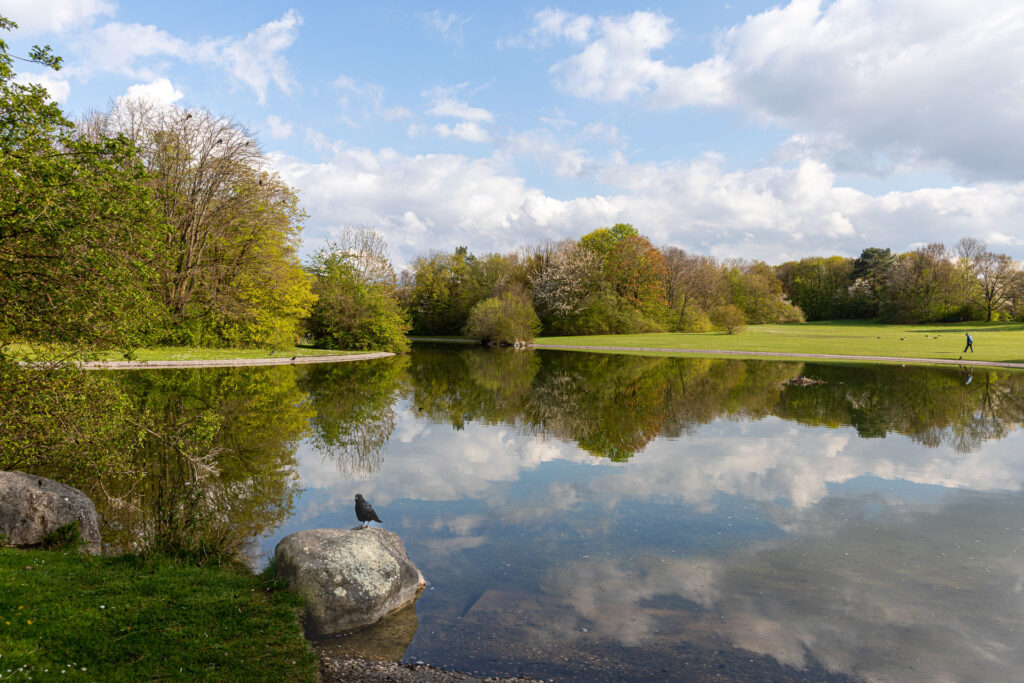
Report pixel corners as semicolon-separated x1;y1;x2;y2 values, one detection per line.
355;494;382;528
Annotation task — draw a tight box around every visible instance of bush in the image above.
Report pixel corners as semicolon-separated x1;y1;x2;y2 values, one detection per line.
711;304;746;334
463;291;541;343
546;291;664;335
668;305;713;332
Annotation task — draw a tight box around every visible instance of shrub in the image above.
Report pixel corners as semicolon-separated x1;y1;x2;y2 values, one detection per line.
668;304;713;332
463;291;541;344
711;304;746;334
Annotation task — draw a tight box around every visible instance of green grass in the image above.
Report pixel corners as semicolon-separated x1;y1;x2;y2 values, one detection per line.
0;549;318;681
4;344;362;362
536;320;1024;365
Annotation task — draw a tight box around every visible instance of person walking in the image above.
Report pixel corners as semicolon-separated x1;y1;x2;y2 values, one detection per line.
964;332;974;353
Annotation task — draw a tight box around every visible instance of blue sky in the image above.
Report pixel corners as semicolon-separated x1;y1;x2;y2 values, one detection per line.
4;0;1024;266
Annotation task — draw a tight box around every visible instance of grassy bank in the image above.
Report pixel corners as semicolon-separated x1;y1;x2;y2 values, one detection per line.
0;549;317;681
536;321;1024;365
5;344;358;362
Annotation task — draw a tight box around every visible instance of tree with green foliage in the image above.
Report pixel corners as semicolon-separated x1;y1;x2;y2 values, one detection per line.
463;289;542;344
879;243;958;322
307;233;411;353
83;99;314;347
1;18;165;350
777;256;861;321
955;237;1021;321
726;261;805;324
1;16;159;481
661;247;724;331
711;304;747;334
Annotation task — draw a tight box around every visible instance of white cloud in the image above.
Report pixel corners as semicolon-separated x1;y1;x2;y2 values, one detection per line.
69;11;301;105
196;9;302;105
332;74;412;123
0;0;114;34
13;71;71;102
425;86;494;122
73;22;190;79
265;114;293;140
434;121;490;143
421;10;468;45
273;129;1024;267
116;78;183;107
532;2;1024;179
502;8;594;48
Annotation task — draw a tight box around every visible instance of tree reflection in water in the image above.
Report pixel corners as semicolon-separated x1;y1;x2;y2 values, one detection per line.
408;348;1024;459
301;355;409;478
101;366;313;563
75;350;1024;566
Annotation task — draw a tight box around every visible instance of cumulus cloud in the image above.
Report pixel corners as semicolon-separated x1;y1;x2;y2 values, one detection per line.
273;129;1024;267
434;121;490;143
13;71;71;102
0;0;114;34
69;11;301;105
265;114;294;139
424;85;494;122
117;78;184;107
195;9;302;104
529;2;1024;179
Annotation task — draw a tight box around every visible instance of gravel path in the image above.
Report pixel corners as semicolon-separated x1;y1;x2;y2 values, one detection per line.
530;344;1024;369
78;351;394;370
320;657;540;682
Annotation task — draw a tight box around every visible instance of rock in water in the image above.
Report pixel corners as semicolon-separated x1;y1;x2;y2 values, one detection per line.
0;470;102;554
274;527;426;636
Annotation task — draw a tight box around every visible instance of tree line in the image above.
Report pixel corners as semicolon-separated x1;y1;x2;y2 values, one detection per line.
398;226;1024;342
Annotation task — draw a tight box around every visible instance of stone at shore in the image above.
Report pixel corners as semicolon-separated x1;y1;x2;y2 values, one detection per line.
275;527;425;636
0;470;102;554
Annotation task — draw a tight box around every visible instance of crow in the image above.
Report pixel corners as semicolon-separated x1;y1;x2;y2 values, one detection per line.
355;494;382;528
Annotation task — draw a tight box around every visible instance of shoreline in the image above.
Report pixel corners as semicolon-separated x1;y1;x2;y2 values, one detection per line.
78;351;395;370
528;344;1024;369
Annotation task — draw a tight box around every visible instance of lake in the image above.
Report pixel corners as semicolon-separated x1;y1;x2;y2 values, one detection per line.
107;346;1024;682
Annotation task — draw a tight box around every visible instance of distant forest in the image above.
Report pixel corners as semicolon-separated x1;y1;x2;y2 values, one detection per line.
397;224;1023;341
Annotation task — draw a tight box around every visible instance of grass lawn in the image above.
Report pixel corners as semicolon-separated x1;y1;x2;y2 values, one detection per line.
0;549;317;681
537;320;1024;365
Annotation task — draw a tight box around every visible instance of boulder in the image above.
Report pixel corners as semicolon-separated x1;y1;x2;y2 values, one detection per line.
0;471;102;554
275;527;425;636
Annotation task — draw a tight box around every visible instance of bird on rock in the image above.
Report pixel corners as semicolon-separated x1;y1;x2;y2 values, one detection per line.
354;493;382;528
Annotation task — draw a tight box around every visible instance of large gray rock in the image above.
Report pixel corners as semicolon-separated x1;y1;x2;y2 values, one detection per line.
275;527;425;636
0;471;102;554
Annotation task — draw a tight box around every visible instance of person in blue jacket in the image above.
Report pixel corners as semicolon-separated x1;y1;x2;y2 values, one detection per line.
964;332;974;353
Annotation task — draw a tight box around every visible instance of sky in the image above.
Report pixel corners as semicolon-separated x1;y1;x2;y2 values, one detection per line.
3;0;1024;267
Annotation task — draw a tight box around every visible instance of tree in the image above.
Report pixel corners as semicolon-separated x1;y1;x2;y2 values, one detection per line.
1;16;158;481
530;240;604;320
661;247;725;330
463;289;542;344
82;99;314;346
777;256;858;321
1;20;165;349
711;304;746;334
603;233;668;316
307;234;410;353
400;246;495;335
879;243;958;323
955;237;1020;321
726;261;804;324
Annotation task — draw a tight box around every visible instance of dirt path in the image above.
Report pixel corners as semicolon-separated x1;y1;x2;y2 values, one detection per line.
529;344;1024;369
79;351;394;370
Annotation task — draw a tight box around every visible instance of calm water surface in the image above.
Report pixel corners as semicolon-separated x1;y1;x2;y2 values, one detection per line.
112;347;1024;682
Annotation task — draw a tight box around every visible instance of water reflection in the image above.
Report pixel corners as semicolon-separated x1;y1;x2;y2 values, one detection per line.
300;356;409;478
84;348;1024;680
102;366;313;561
